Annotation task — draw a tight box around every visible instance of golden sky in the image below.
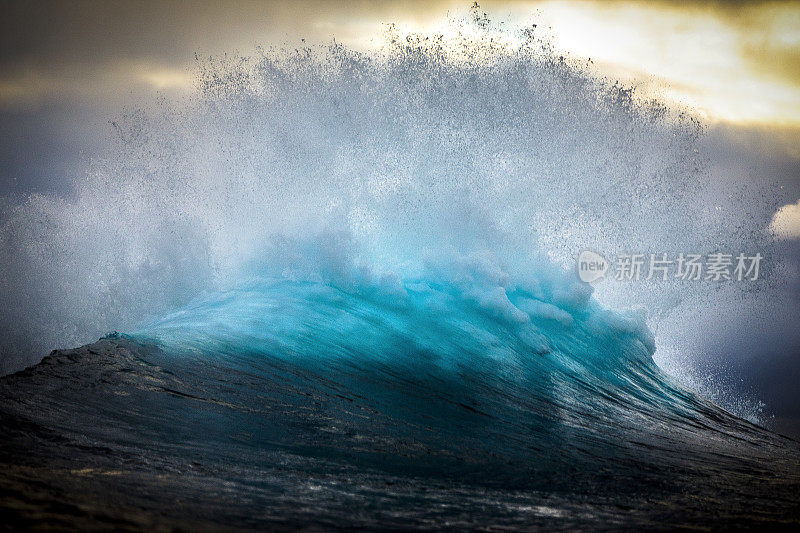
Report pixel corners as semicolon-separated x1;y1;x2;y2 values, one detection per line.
1;0;799;128
517;1;800;126
316;0;800;127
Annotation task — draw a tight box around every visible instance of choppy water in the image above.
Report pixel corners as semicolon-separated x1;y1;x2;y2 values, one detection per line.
2;276;799;529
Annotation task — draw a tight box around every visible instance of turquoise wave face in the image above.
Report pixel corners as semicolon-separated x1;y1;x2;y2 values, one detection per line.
137;255;657;383
126;258;768;487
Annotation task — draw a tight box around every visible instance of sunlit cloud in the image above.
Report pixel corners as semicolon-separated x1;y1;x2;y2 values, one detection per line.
135;64;194;90
770;198;800;239
521;0;800;126
0;61;194;111
322;0;800;127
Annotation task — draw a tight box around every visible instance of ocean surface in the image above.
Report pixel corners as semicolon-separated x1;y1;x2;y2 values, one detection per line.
2;11;798;530
2;277;799;530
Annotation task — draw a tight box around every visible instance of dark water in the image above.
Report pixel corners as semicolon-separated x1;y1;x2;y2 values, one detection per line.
2;279;799;530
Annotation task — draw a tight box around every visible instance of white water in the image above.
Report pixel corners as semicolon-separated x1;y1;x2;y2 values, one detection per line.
0;11;776;422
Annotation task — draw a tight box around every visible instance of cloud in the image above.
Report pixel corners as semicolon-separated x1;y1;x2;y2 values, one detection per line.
1;0;799;124
770;199;800;239
515;0;800;125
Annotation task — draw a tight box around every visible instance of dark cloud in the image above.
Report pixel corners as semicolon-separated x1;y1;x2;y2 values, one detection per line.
0;0;458;71
0;104;110;197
